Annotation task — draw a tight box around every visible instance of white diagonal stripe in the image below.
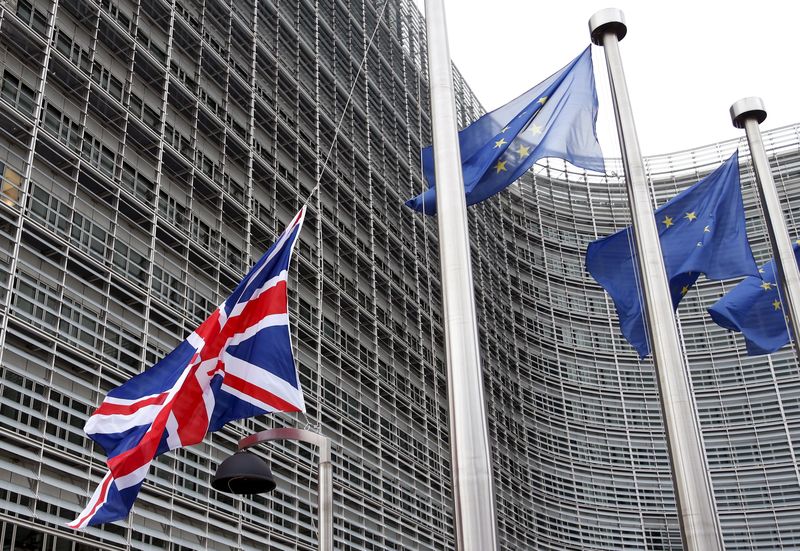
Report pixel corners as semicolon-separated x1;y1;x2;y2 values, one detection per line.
114;461;151;490
102;393;168;406
68;471;113;529
224;313;289;348
86;404;164;436
229;272;287;318
165;411;181;450
221;354;304;410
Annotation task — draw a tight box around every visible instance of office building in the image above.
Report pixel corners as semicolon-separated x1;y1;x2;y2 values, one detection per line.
0;0;799;549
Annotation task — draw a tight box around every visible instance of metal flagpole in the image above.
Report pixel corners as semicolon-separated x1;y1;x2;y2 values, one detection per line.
423;1;498;549
589;9;723;551
730;97;800;357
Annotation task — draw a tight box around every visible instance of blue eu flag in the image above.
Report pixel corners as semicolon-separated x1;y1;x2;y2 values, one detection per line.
406;47;605;215
586;151;759;358
708;243;800;355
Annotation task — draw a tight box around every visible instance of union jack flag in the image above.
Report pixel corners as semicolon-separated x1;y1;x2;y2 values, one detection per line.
69;207;307;529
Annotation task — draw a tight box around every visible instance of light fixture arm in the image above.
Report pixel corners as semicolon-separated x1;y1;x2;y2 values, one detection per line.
239;428;332;551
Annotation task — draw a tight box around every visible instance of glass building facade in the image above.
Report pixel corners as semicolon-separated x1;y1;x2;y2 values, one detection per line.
0;0;799;549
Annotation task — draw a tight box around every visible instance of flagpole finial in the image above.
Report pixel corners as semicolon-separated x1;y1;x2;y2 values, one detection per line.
589;8;627;45
730;96;767;129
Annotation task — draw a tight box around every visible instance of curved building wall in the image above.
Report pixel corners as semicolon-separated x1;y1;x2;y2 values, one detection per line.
0;0;457;549
469;127;800;550
0;0;799;549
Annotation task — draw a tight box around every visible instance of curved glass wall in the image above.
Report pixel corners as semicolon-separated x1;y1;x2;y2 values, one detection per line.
0;0;799;549
471;126;800;550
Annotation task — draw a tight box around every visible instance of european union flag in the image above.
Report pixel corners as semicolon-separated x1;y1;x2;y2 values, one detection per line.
406;47;604;215
586;151;759;358
708;243;800;355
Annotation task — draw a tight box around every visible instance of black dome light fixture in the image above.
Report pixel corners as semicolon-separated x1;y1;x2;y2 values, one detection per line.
211;427;332;550
211;450;277;495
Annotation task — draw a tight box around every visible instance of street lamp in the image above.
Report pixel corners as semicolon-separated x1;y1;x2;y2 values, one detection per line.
212;427;333;551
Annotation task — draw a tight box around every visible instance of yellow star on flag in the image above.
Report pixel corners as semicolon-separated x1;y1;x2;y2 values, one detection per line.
501;126;510;133
530;124;542;135
516;144;530;158
773;299;782;311
494;160;508;173
494;138;507;149
704;225;710;233
662;216;674;228
685;212;697;221
537;96;548;105
761;281;773;291
681;285;689;296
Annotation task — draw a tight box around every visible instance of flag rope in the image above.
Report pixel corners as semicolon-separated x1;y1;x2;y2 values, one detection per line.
631;163;653;359
743;141;794;341
299;0;390;208
297;0;390;433
762;141;797;340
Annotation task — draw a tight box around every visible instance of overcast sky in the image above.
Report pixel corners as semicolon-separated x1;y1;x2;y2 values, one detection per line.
413;1;799;157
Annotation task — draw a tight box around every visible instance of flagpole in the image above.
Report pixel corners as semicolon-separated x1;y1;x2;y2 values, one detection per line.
423;1;498;549
730;97;800;357
589;9;723;551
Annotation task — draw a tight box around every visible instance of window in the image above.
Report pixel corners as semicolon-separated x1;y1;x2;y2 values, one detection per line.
223;174;245;204
171;60;197;91
55;29;92;73
28;185;71;238
59;296;100;348
82;134;117;177
0;162;23;208
99;0;132;32
190;215;215;251
0;368;45;433
158;190;188;229
121;161;156;202
152;265;185;308
104;320;142;370
70;211;108;261
225;112;247;140
16;0;48;36
1;70;36;117
136;28;167;64
164;122;193;159
42;103;82;153
113;241;149;284
186;287;213;322
13;273;59;331
129;92;161;131
220;236;244;271
195;149;222;183
91;64;124;101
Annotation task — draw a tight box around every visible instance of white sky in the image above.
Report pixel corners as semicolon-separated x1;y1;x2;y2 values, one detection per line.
414;1;799;157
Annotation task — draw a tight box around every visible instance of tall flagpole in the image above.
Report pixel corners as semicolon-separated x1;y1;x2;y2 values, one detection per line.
589;9;723;551
730;98;800;357
423;1;498;549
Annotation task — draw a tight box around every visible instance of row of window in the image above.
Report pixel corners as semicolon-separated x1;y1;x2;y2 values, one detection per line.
6;3;800;551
